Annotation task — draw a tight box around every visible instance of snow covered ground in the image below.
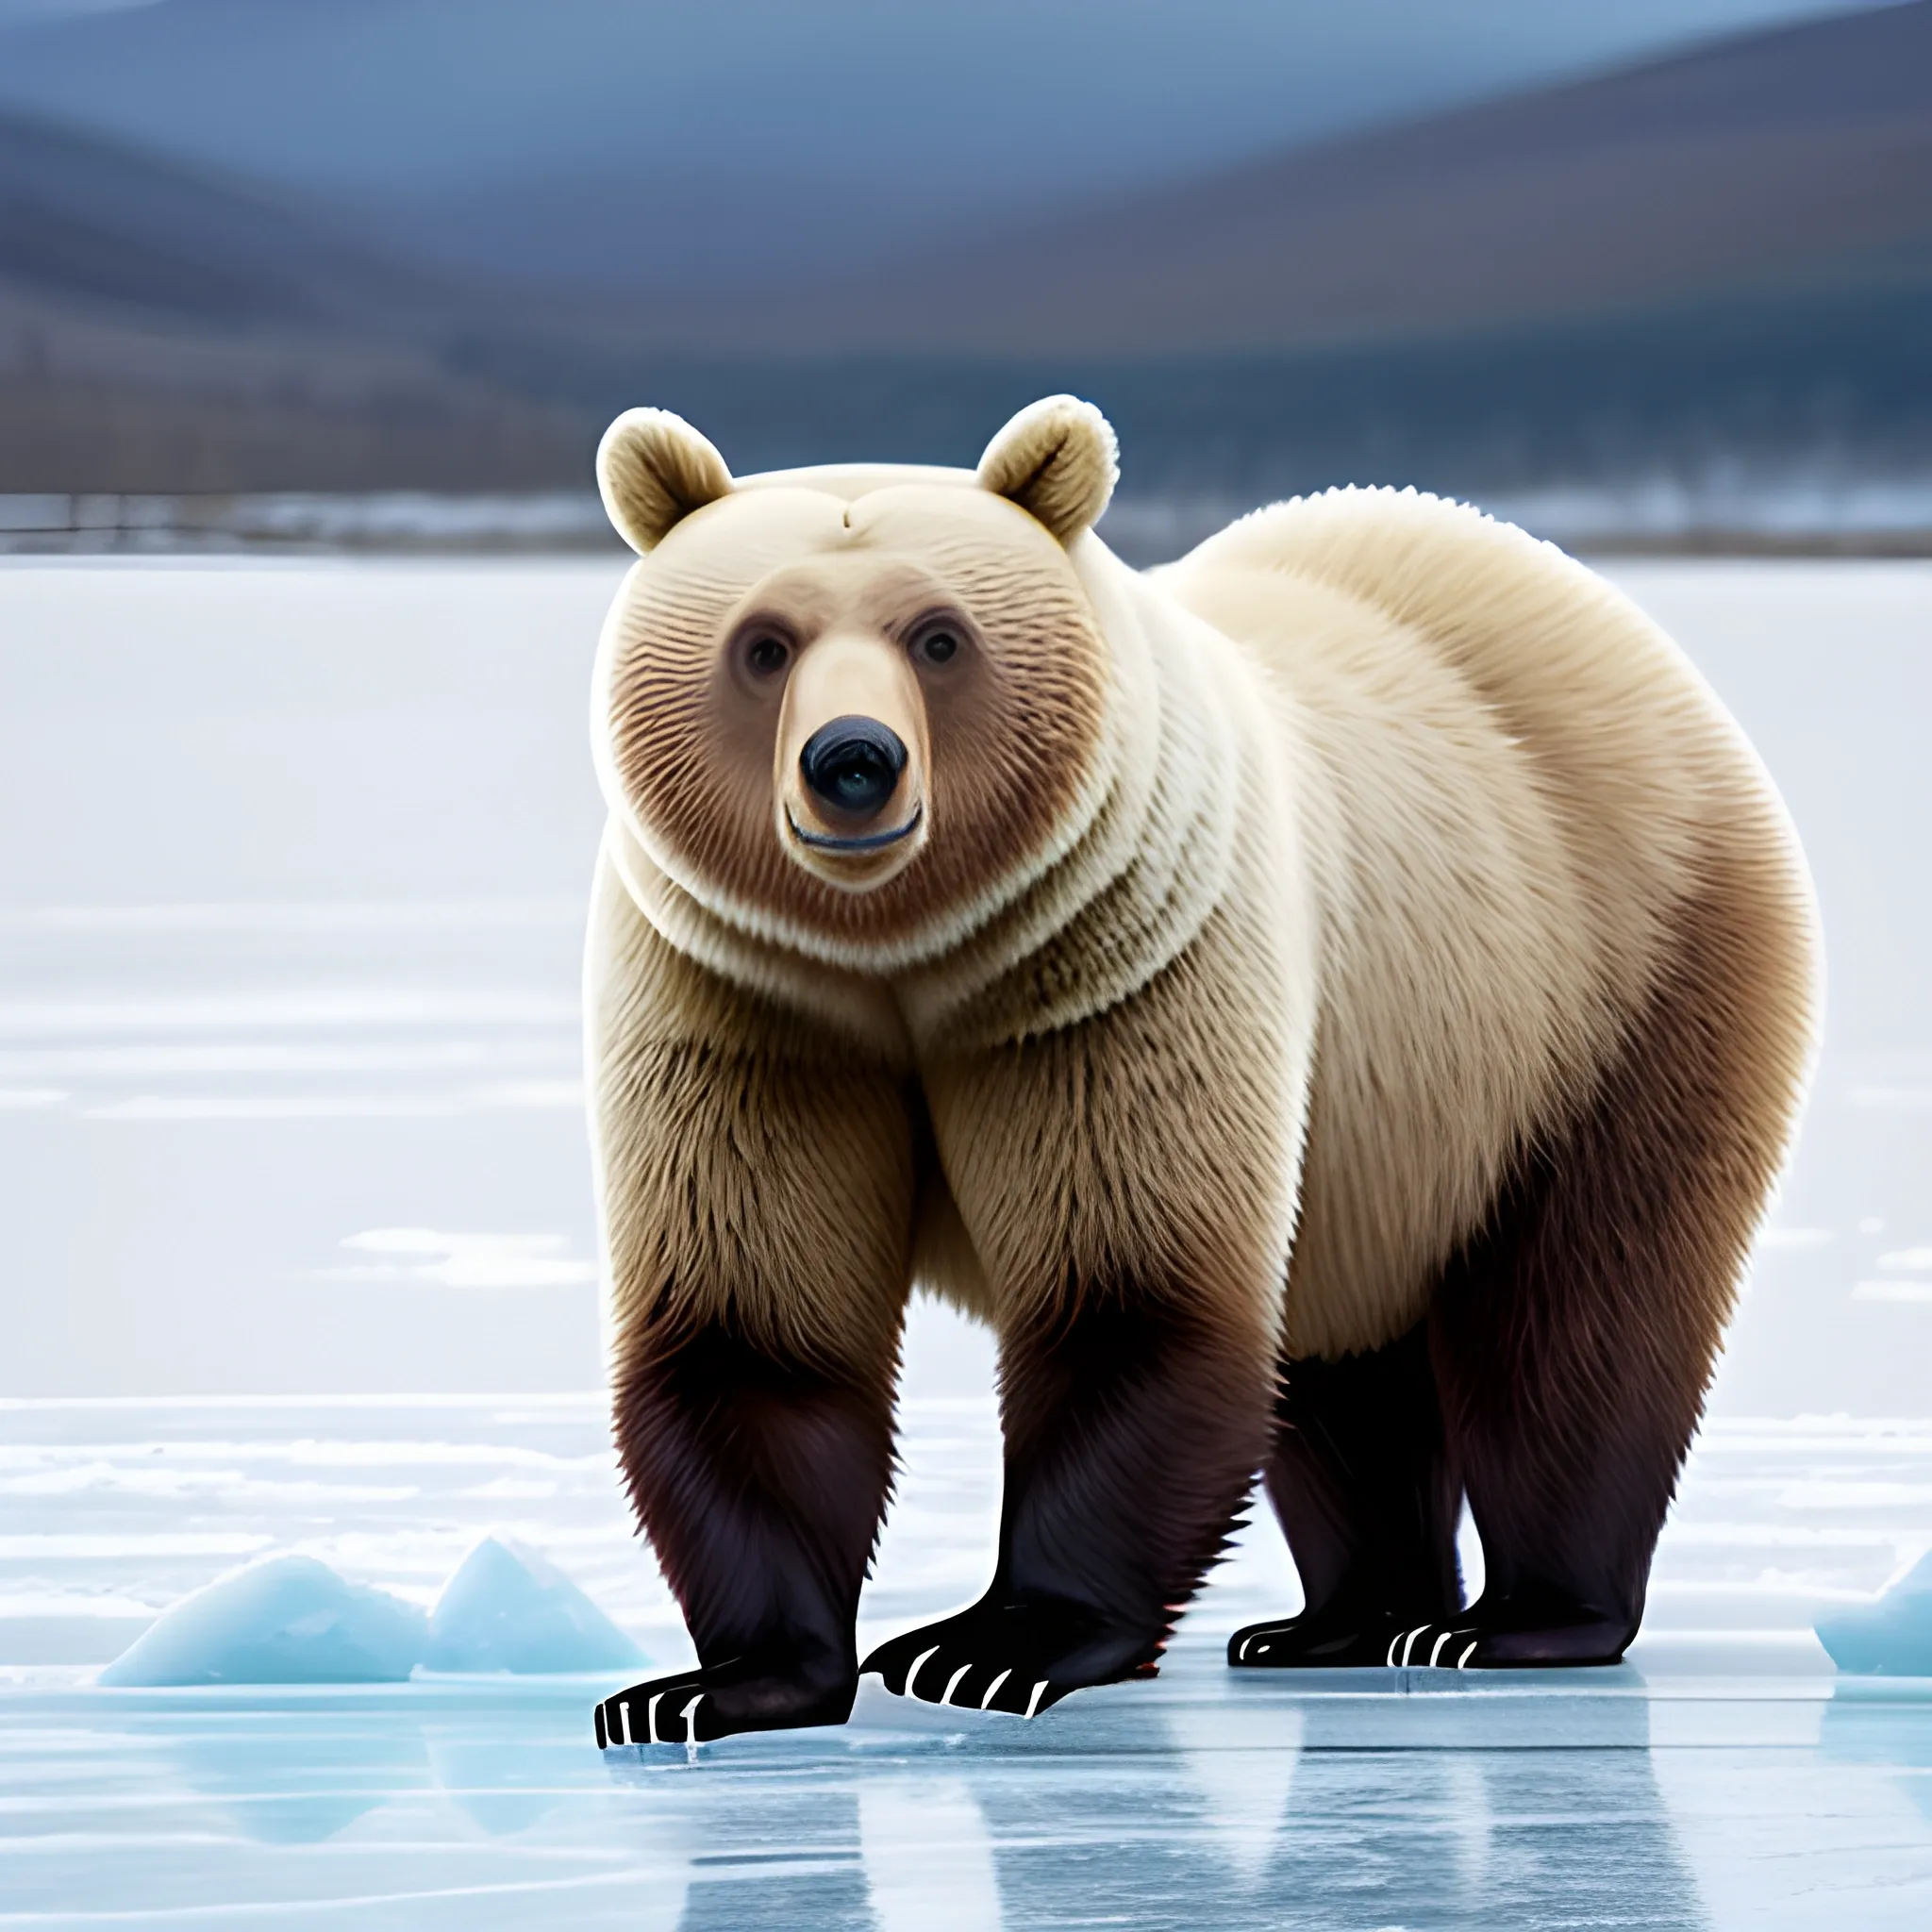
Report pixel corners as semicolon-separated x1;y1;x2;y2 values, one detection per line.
2;555;1932;1925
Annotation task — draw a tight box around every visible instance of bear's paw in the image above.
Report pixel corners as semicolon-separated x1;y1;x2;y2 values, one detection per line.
1228;1604;1437;1669
592;1657;856;1749
862;1599;1158;1718
1228;1591;1635;1674
1377;1608;1633;1670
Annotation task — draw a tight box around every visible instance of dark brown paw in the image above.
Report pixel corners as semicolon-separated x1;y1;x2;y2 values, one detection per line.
593;1658;855;1748
1230;1602;1446;1667
862;1598;1158;1718
1381;1603;1634;1669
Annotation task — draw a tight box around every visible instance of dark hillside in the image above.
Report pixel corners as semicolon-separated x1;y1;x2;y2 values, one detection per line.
0;4;1927;497
0;112;586;491
0;111;485;332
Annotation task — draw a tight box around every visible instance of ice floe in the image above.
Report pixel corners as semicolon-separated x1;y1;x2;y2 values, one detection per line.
98;1554;425;1686
96;1539;644;1685
422;1535;643;1674
1815;1550;1932;1674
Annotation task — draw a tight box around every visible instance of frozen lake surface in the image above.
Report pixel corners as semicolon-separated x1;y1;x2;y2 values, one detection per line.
6;1397;1932;1926
2;555;1932;1924
5;1395;1932;1927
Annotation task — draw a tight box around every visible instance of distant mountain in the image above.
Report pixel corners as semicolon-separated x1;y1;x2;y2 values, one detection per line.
1;3;1927;499
696;0;1932;356
0;110;588;491
0;111;429;331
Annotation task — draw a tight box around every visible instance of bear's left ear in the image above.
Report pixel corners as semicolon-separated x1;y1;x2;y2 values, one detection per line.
596;408;733;554
976;394;1118;544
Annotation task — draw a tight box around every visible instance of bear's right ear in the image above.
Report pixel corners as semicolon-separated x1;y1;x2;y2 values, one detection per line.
596;408;733;554
977;394;1118;543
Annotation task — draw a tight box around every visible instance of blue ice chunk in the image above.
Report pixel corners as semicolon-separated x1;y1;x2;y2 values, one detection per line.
1816;1550;1932;1674
421;1537;644;1674
99;1555;425;1687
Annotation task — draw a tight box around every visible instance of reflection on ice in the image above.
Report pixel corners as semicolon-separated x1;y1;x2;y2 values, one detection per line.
17;1657;1850;1929
139;1703;434;1847
1165;1698;1304;1883
595;1663;1708;1929
859;1778;1004;1932
1824;1684;1932;1826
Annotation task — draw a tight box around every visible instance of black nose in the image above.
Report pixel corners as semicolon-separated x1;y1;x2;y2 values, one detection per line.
800;715;908;819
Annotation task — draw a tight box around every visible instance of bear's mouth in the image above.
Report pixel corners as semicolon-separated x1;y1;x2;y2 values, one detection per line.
784;804;924;853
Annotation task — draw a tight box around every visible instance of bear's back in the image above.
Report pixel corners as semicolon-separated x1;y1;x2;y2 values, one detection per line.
1154;488;1811;1357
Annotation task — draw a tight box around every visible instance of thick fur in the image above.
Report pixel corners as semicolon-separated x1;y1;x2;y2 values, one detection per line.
1157;489;1810;1359
599;408;733;555
586;400;1817;1743
974;393;1119;542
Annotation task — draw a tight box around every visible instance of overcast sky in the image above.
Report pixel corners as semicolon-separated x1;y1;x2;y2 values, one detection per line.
0;0;1899;202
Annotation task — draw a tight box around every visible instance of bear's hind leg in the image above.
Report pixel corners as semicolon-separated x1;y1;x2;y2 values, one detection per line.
1407;1153;1696;1671
1396;865;1811;1671
1229;1322;1463;1668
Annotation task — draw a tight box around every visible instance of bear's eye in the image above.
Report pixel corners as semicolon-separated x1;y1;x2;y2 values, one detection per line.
913;627;960;667
742;634;791;677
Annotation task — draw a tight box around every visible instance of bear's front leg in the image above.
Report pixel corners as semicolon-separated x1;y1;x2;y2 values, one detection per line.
588;873;915;1747
865;1289;1277;1716
596;1315;899;1746
866;955;1294;1716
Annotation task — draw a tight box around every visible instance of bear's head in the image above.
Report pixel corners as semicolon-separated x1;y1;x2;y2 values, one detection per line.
591;395;1128;969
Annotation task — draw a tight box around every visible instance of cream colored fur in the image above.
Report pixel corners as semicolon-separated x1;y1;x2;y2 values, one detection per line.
1156;490;1813;1352
974;393;1119;542
598;408;732;554
587;415;1816;1373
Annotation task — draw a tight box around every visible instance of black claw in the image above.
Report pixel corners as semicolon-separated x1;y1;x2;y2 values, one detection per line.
1232;1593;1632;1677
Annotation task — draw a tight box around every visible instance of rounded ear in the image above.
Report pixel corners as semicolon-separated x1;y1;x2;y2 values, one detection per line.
976;394;1118;543
596;408;733;554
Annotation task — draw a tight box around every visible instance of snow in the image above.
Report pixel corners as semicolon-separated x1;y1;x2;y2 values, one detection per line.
97;1552;425;1687
424;1536;644;1675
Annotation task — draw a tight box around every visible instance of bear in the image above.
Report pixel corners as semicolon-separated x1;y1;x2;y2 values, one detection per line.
584;395;1818;1749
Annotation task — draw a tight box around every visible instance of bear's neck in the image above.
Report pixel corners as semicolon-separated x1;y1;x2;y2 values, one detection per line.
606;545;1289;1063
892;549;1276;1055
